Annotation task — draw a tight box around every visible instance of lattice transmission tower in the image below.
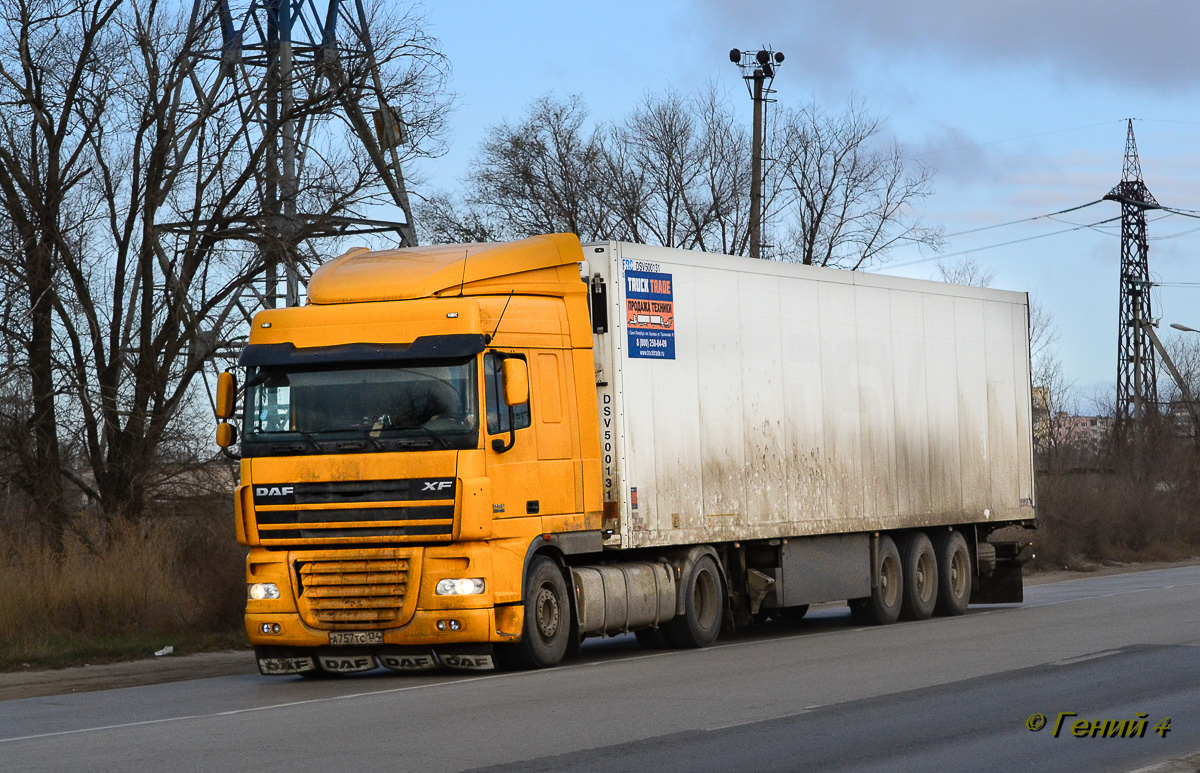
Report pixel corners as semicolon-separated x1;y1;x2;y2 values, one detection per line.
1103;119;1160;438
183;0;419;314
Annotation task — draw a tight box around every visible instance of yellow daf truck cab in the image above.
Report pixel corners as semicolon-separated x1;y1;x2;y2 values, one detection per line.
222;234;603;673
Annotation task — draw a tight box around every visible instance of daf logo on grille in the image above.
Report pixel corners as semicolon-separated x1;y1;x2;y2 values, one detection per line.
255;485;296;504
422;481;454;492
256;486;294;497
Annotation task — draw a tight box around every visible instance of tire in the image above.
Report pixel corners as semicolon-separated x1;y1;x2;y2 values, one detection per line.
662;554;724;648
493;556;570;670
849;535;903;625
932;530;972;617
898;532;938;621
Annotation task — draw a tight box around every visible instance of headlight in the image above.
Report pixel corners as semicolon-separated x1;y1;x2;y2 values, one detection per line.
248;582;280;600
435;578;485;596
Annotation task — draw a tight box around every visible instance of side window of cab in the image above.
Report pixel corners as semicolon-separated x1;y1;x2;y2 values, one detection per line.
484;352;531;435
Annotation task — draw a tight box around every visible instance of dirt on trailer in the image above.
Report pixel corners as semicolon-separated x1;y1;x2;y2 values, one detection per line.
4;557;1199;702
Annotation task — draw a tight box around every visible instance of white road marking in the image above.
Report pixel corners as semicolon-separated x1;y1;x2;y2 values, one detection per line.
1051;650;1122;666
706;709;813;732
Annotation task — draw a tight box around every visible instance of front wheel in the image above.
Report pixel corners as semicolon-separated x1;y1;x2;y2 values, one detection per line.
662;554;724;648
494;556;570;670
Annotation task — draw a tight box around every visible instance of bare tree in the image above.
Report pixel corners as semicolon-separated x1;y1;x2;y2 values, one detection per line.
438;91;936;275
0;0;450;543
776;99;942;269
935;255;996;288
416;191;500;244
465;94;609;240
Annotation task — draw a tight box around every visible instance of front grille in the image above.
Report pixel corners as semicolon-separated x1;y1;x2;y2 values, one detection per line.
294;551;418;628
254;478;456;545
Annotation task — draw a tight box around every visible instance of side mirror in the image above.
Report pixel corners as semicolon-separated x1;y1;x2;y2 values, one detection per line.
215;371;237;419
502;358;529;406
216;422;237;448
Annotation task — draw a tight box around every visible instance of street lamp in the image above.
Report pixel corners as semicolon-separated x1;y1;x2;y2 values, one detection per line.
1170;323;1200;334
730;47;784;260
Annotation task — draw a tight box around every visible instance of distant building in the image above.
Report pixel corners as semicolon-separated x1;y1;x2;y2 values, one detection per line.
1031;386;1112;461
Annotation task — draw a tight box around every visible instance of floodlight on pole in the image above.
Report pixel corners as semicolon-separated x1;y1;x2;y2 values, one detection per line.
730;46;783;260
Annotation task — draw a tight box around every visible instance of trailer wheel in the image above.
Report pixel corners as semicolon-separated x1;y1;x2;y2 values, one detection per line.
932;530;971;616
849;535;903;625
494;556;570;670
898;532;938;621
663;555;724;648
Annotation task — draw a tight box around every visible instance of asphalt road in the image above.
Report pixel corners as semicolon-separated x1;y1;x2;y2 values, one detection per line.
2;566;1199;772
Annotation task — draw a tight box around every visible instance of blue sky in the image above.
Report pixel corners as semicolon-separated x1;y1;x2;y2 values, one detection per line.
412;0;1200;404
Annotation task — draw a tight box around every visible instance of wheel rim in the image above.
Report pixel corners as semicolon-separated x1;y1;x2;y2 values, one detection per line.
694;567;719;629
949;549;969;599
534;583;561;644
880;555;899;606
916;551;935;603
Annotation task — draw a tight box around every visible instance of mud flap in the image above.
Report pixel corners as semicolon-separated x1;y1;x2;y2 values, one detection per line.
255;645;318;676
318;647;378;674
435;644;495;671
970;562;1023;604
377;647;439;672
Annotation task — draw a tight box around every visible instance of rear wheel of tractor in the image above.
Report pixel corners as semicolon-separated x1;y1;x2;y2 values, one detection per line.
898;532;938;621
932;530;972;616
663;555;724;648
494;556;570;670
850;535;903;625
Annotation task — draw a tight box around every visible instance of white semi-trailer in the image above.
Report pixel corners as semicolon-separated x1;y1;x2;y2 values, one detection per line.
221;235;1035;675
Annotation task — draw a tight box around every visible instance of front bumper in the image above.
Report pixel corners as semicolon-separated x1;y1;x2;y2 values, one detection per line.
245;606;518;648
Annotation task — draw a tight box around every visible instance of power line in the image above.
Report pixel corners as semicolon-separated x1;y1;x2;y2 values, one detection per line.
880;215;1122;271
942;199;1105;238
1150;225;1200;241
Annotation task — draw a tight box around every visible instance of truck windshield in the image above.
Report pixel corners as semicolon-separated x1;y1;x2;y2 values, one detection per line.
242;358;478;453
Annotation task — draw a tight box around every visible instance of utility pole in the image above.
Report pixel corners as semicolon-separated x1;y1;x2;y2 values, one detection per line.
1104;119;1160;442
730;47;784;259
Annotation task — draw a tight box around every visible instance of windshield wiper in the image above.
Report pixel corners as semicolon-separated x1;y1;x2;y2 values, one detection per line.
398;424;451;450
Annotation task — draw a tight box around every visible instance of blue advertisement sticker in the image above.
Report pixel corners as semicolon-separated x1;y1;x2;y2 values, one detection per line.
625;270;675;360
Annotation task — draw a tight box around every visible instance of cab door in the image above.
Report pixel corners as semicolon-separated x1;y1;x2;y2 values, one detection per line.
483;351;539;519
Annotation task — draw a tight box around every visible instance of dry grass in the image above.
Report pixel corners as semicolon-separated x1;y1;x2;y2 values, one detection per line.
1031;449;1200;570
0;506;246;670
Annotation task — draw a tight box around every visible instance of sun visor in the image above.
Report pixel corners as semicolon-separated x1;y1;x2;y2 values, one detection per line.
238;333;488;367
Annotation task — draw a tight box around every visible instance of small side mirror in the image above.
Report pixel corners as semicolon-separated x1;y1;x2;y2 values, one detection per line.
216;422;237;448
502;358;529;406
216;371;237;419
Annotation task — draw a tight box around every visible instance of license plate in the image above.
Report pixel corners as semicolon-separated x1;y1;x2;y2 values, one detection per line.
328;630;384;646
